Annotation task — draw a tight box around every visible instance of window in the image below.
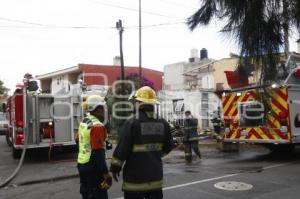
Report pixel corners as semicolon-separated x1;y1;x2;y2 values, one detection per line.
202;76;212;88
202;92;209;99
200;107;209;128
200;97;209;128
285;54;300;76
173;99;184;112
202;118;209;128
238;102;264;127
197;76;202;88
201;100;209;109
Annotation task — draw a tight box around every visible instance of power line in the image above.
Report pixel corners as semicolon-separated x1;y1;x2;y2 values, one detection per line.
0;19;186;30
87;0;175;18
0;25;116;29
0;16;116;29
0;2;189;28
142;21;185;28
126;21;185;29
0;15;121;29
0;17;51;27
158;0;196;9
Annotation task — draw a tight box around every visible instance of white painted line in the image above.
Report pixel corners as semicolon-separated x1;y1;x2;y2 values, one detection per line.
113;162;294;199
163;173;239;191
262;163;291;170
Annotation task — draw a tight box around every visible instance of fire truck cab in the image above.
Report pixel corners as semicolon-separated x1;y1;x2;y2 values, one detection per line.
220;53;300;150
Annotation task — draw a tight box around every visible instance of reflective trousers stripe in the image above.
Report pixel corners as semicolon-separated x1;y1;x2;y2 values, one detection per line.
188;137;199;141
111;156;124;167
132;143;163;152
184;137;199;142
184;126;198;130
123;180;163;192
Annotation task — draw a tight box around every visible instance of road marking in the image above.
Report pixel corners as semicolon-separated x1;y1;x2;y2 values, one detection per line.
113;162;293;199
163;173;239;191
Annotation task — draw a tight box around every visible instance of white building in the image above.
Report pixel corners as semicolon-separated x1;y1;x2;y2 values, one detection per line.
160;48;238;130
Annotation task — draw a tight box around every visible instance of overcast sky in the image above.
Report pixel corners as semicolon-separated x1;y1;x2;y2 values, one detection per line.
0;0;299;92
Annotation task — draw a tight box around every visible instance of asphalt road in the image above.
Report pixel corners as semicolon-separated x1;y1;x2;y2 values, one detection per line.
0;135;300;199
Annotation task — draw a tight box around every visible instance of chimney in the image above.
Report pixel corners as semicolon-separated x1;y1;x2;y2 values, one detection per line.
297;39;300;54
200;48;208;60
189;48;200;62
113;56;121;65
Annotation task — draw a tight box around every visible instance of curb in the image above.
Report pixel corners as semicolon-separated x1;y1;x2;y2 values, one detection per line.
8;173;79;188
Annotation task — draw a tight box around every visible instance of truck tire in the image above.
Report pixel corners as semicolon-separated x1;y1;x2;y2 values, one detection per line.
264;144;295;153
12;146;22;159
218;141;239;152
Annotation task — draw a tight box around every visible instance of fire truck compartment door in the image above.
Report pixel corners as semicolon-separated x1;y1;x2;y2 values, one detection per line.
25;95;37;145
53;97;72;142
288;89;300;138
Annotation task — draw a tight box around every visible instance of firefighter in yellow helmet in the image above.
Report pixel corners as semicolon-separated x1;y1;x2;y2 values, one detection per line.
110;86;174;199
77;95;112;199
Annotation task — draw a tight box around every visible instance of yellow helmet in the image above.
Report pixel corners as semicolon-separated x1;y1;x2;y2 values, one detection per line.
86;95;106;112
133;86;158;104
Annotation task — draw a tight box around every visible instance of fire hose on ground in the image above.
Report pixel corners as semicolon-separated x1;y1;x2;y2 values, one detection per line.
0;136;184;189
0;147;27;188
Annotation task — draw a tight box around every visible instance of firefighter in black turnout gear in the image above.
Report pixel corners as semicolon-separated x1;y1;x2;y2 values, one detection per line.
183;110;201;163
110;86;174;199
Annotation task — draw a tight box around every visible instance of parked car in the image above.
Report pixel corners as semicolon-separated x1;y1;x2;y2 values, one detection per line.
0;112;9;135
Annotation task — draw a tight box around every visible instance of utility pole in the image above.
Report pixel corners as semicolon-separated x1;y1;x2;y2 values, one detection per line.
139;0;142;87
282;0;290;58
116;19;126;126
116;19;125;83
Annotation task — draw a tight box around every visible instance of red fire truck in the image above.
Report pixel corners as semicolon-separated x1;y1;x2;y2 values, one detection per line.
6;85;82;158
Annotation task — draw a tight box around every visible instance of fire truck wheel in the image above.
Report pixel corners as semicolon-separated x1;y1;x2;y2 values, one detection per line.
12;147;22;159
264;144;295;153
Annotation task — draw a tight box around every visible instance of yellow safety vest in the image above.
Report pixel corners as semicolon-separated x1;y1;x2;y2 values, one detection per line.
77;115;102;164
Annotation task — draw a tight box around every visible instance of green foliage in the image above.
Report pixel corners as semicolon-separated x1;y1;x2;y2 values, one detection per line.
187;0;300;84
0;80;9;96
0;80;9;112
105;74;156;134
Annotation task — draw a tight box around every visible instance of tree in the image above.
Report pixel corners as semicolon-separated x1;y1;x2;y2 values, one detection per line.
105;73;156;134
187;0;300;84
0;80;9;112
0;80;8;96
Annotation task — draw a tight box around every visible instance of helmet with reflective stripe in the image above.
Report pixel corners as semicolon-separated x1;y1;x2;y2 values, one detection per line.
133;86;158;104
86;95;106;112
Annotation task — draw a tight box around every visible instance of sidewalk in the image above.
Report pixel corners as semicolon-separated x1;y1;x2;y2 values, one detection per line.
0;153;79;188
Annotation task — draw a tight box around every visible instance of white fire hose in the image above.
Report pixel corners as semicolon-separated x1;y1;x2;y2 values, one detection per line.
0;147;26;188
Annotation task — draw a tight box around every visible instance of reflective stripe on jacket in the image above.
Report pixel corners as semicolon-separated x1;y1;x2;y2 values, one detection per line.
123;180;163;192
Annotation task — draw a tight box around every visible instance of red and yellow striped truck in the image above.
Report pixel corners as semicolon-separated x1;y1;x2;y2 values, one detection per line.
221;55;300;150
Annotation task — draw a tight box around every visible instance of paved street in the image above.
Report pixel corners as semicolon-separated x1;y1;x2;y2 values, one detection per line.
0;136;300;199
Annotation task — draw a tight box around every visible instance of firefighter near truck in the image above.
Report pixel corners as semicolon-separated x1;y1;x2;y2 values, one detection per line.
219;53;300;151
6;77;83;159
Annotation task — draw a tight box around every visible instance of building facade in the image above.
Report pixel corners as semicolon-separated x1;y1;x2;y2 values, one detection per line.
160;48;239;130
36;64;163;95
